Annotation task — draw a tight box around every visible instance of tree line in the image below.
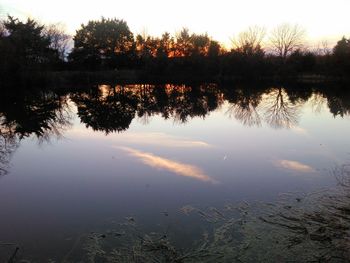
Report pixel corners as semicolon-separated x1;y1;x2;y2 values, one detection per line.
1;16;350;80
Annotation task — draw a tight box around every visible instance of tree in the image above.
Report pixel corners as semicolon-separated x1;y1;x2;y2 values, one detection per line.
44;23;71;61
69;17;134;69
269;24;305;59
0;19;5;37
226;27;266;77
332;37;350;76
208;40;221;57
0;131;18;176
232;26;266;55
0;16;59;76
190;33;210;56
175;28;192;56
136;34;159;58
158;32;174;58
333;37;350;57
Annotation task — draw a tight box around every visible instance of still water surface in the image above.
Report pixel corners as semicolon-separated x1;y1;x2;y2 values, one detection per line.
0;83;349;261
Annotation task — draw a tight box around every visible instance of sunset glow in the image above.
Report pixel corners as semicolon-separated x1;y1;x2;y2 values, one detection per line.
1;0;349;46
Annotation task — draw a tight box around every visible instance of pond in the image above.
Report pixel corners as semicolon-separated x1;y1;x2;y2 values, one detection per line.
0;82;350;262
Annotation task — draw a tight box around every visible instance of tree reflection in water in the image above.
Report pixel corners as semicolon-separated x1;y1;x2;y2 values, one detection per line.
0;82;349;176
0;82;350;261
225;86;263;127
0;90;72;174
262;87;300;129
0;128;18;176
1;82;350;176
72;86;138;133
70;83;350;132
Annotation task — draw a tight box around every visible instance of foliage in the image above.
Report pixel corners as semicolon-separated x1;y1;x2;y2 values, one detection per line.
0;16;59;77
69;17;134;69
332;37;350;76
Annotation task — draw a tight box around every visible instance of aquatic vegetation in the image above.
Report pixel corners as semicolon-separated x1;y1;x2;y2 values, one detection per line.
5;163;350;262
58;163;350;262
1;85;350;263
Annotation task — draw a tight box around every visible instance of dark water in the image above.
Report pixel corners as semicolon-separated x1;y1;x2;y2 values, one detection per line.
0;82;350;261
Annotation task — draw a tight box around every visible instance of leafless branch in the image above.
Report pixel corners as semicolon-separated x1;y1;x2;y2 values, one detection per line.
269;24;306;59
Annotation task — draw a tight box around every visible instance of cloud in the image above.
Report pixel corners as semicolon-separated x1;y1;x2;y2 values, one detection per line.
121;132;212;148
68;129;212;148
275;159;316;173
118;146;218;184
291;126;308;136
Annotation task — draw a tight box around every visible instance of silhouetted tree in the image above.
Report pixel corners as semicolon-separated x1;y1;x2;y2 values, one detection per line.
158;32;174;58
208;40;221;57
220;27;268;77
333;37;350;56
69;17;134;69
190;33;210;56
269;24;305;60
0;16;58;76
0;20;5;37
136;34;155;58
332;37;350;76
44;23;71;61
232;26;266;56
1;13;350;80
175;28;192;57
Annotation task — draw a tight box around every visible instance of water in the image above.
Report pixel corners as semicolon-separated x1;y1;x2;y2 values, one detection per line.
0;82;349;261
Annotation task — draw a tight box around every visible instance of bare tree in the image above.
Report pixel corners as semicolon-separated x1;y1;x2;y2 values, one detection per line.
232;26;266;54
269;24;305;59
0;127;18;176
314;40;331;56
227;103;262;127
309;93;327;114
0;19;6;37
44;23;71;60
261;87;300;129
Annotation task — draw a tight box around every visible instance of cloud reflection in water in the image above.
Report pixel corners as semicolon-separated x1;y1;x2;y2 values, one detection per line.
118;146;218;184
121;132;212;148
275;159;316;173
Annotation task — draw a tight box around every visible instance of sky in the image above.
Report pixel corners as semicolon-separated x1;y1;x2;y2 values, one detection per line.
1;0;349;47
